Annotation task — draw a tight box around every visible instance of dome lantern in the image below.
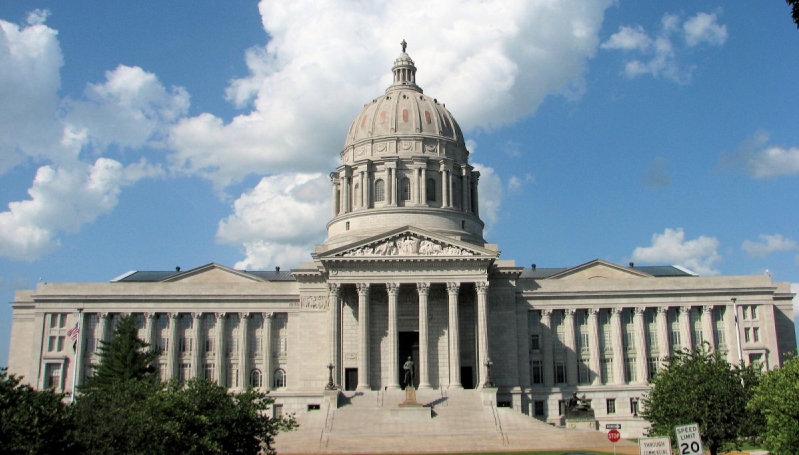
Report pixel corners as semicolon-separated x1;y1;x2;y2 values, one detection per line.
388;40;421;92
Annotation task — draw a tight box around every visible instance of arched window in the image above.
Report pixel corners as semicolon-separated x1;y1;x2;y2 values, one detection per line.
426;178;436;202
273;368;286;389
401;178;411;201
374;179;385;202
250;369;262;388
354;183;360;207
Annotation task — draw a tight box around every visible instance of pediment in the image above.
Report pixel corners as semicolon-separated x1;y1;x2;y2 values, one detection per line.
547;259;652;280
161;263;264;284
319;227;498;261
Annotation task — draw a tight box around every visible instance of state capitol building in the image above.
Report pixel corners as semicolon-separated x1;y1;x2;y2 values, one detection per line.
8;46;796;439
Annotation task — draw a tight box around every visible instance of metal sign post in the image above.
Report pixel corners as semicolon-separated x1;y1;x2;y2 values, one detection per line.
607;428;621;455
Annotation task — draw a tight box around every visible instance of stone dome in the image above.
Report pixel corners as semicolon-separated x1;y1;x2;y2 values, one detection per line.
343;51;465;151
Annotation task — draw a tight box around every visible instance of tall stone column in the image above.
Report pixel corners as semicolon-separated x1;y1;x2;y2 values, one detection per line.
563;309;578;386
679;306;693;351
215;313;226;385
633;307;648;384
440;162;450;208
471;172;480;216
588;308;601;385
461;166;470;213
475;282;490;386
192;313;202;379
387;167;396;206
420;168;427;205
168;312;179;380
417;283;431;389
97;312;110;345
541;309;554;387
328;284;341;386
356;283;371;390
144;312;155;347
263;312;274;390
239;313;250;390
446;282;462;388
702;305;716;351
359;170;366;209
656;307;670;361
330;174;339;217
387;283;400;389
610;308;625;384
724;303;741;364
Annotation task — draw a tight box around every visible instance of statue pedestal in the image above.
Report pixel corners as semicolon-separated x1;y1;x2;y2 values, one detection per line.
393;386;430;419
323;389;339;407
480;386;498;407
565;418;598;430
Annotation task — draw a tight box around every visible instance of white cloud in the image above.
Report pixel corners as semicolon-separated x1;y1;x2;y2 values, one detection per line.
508;173;534;193
602;11;726;84
216;173;330;269
642;157;670;188
472;163;503;234
0;159;162;261
631;228;722;275
683;12;727;47
722;130;799;179
168;0;614;189
742;234;798;258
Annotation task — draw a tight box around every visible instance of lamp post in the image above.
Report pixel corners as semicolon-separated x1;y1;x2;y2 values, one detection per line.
325;363;337;390
483;358;495;387
631;397;639;417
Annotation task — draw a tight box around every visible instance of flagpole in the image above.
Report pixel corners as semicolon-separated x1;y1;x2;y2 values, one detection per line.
70;308;83;403
732;298;743;364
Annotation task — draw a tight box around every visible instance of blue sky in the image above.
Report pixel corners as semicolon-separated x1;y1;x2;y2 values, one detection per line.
1;1;798;366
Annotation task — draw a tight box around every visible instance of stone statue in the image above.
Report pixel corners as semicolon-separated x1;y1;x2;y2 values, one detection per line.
565;392;594;419
403;356;414;387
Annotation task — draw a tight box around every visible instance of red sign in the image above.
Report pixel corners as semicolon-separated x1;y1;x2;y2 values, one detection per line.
608;429;621;443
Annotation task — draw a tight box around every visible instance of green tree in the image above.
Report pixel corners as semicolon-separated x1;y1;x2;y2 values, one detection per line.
0;367;76;454
82;313;159;391
747;355;799;455
788;0;799;28
641;344;760;455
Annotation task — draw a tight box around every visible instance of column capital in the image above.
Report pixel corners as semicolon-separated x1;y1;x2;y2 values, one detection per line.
264;312;275;319
446;282;460;295
145;312;156;320
657;306;670;315
215;312;227;320
679;306;692;315
386;282;400;295
563;308;575;318
702;305;714;314
610;307;623;316
192;312;203;320
240;312;251;320
356;282;370;295
169;312;179;320
416;282;430;295
475;281;489;294
541;308;553;319
587;308;599;317
327;283;341;295
634;307;646;316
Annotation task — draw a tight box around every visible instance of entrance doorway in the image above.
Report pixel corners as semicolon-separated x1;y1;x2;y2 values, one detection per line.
398;331;419;388
461;366;474;389
344;368;358;391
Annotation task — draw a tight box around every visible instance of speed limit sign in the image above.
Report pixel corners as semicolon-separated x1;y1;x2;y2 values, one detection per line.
675;423;704;455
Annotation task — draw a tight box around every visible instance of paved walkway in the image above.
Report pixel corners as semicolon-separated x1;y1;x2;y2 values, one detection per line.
274;389;638;454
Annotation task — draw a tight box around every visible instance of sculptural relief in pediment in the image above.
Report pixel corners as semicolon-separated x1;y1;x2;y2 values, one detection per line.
336;234;478;257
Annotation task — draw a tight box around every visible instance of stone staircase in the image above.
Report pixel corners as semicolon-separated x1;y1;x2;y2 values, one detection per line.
275;389;636;453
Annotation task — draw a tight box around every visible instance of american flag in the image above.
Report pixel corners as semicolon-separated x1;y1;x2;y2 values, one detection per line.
67;322;80;340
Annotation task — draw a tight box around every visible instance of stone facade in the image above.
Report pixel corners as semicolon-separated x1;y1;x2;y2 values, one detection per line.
6;47;797;439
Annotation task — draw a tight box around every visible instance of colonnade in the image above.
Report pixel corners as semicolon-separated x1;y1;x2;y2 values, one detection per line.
327;281;491;391
331;159;479;215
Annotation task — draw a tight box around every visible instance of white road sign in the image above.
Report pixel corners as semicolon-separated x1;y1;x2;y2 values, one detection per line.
639;437;671;455
675;423;704;455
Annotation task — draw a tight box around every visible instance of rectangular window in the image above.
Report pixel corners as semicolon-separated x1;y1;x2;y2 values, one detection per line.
56;336;64;352
742;306;749;320
273;404;283;418
579;332;590;353
534;400;545;417
670;329;681;350
531;360;543;384
744;328;751;343
558;399;566;416
753;327;760;343
530;334;540;351
85;337;97;354
578;359;591;384
44;363;61;390
157;363;167;381
157;337;169;352
205;337;215;354
624;357;636;383
555;362;566;384
251;335;262;355
600;358;612;384
751;305;758;320
179;363;191;382
648;357;659;379
228;364;239;388
180;337;192;353
623;329;635;351
204;363;215;380
48;336;56;352
606;398;616;415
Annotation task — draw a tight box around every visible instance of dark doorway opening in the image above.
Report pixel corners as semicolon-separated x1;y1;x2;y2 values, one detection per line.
461;366;474;389
345;368;358;391
399;331;419;388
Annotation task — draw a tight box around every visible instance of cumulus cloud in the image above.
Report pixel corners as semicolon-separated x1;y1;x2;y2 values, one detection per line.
602;11;727;84
0;14;187;260
741;234;798;258
0;159;162;260
168;0;614;189
216;173;330;269
472;163;503;234
631;228;722;275
508;173;534;193
721;130;799;179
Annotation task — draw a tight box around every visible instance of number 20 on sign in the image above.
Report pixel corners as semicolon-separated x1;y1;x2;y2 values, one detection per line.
674;423;704;455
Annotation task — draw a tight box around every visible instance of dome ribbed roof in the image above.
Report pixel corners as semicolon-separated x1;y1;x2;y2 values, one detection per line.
343;46;465;149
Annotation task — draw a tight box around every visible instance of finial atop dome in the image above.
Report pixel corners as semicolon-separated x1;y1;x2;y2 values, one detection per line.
389;40;421;92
